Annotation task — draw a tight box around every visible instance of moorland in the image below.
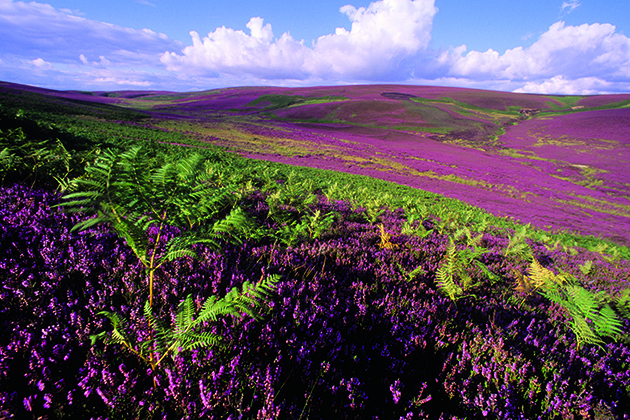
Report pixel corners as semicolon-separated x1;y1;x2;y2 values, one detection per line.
0;80;629;419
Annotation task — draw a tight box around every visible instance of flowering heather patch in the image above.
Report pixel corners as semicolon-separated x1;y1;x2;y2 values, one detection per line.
4;80;630;246
576;94;630;109
65;83;621;246
499;108;630;215
1;182;629;419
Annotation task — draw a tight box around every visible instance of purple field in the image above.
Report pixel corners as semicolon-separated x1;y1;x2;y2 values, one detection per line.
122;84;630;246
2;81;629;247
2;81;630;419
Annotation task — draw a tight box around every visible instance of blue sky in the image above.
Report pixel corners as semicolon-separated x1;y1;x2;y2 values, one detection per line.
0;0;629;93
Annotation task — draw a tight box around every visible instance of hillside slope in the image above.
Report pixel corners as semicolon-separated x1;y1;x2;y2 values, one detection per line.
1;81;629;245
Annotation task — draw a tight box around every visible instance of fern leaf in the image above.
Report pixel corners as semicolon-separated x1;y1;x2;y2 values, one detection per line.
529;258;558;290
70;215;108;232
565;285;599;320
196;294;242;324
143;300;169;347
616;289;630;319
568;312;602;349
176;331;223;353
407;265;427;281
579;260;593;276
211;207;249;236
594;304;624;338
436;241;462;301
378;224;397;249
160;244;197;265
475;260;501;285
94;310;141;356
175;296;195;335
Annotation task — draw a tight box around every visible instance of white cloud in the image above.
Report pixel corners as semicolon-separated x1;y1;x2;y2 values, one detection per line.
0;0;629;94
0;0;182;89
95;76;152;87
514;75;608;94
561;0;581;13
162;17;310;79
162;0;438;80
31;57;51;69
436;21;630;93
308;0;437;77
0;0;178;63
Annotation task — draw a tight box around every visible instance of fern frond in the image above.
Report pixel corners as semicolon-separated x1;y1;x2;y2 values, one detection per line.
568;312;603;349
378;224;397;249
211;207;249;237
616;289;630;319
94;310;142;357
175;296;195;335
565;284;599;320
196;293;245;324
528;258;560;290
475;260;501;285
70;214;108;232
143;300;169;344
579;260;593;276
436;241;462;301
504;226;531;259
243;274;281;300
407;265;427;282
175;331;223;354
594;304;624;338
534;266;626;349
453;226;471;242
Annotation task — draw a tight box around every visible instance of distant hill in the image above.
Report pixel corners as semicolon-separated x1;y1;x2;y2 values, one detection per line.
1;80;629;245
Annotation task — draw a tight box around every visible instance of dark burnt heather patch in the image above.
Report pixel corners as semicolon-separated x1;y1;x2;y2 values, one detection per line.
381;92;418;100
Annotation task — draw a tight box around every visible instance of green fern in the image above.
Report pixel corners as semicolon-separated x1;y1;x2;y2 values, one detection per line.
435;239;463;301
528;259;625;349
92;275;280;368
504;225;532;259
454;226;483;248
400;213;432;238
578;260;593;276
435;235;490;301
304;209;335;239
616;289;630;319
59;146;252;307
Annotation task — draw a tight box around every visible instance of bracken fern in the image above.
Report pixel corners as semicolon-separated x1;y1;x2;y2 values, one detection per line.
435;238;464;301
525;258;625;349
92;275;280;369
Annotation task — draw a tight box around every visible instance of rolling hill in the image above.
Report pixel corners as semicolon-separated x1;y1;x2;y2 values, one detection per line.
3;81;627;245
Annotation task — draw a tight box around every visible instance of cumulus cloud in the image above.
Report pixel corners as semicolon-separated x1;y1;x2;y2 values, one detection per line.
514;75;608;95
435;21;630;93
162;0;438;80
1;0;629;94
308;0;437;77
162;17;310;79
31;57;52;69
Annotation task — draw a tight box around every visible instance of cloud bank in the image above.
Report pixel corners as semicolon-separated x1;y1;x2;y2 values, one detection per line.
161;0;438;81
0;0;180;89
437;21;630;93
0;0;629;93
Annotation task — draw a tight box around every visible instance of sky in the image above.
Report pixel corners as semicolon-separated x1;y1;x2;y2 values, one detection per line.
0;0;629;94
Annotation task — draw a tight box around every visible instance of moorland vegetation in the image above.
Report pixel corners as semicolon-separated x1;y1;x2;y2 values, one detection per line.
0;82;629;419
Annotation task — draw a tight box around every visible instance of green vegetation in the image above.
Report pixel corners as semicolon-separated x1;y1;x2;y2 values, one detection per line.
247;94;348;110
1;87;630;418
2;94;628;260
